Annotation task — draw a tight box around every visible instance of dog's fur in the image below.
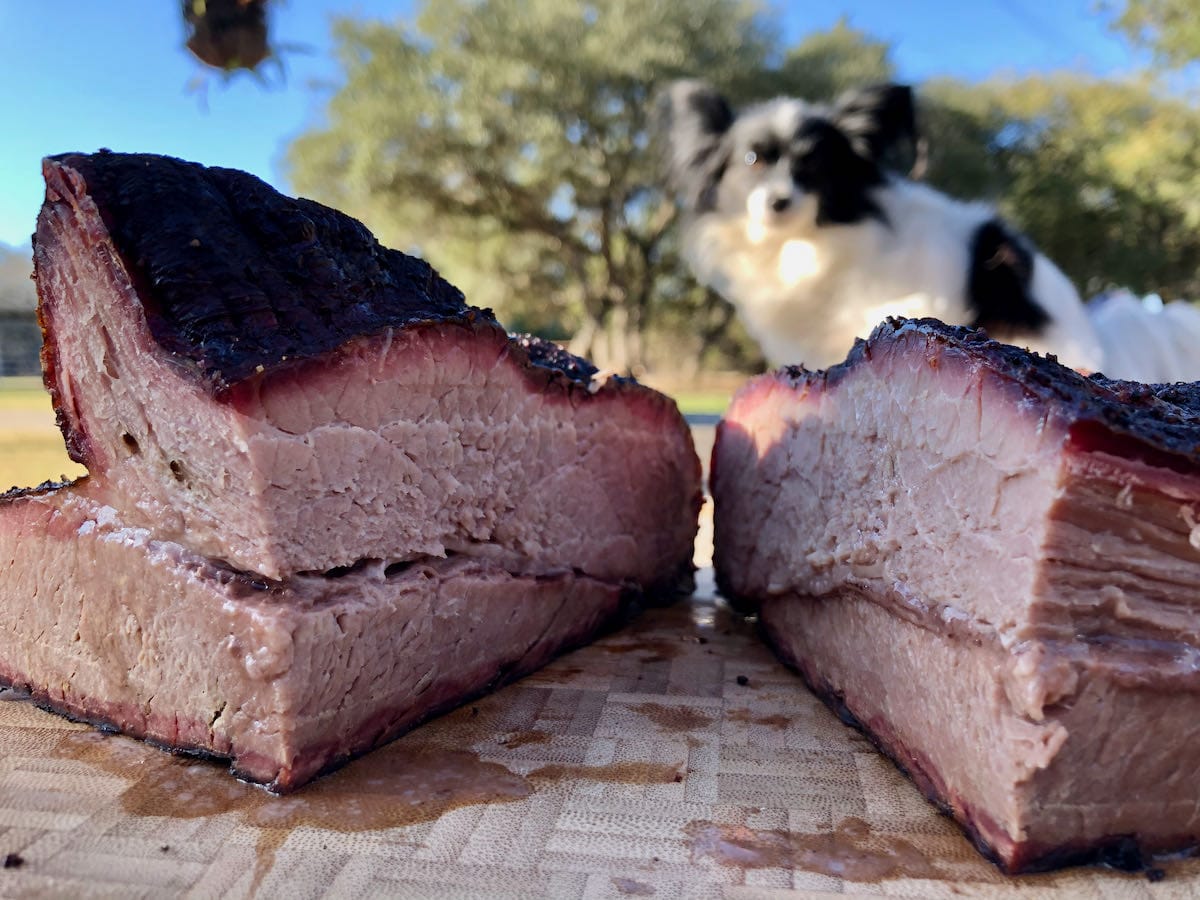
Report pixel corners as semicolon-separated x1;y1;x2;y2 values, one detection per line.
660;80;1111;373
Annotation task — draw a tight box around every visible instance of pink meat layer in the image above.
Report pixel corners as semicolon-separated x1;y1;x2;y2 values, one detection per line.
35;155;701;581
713;318;1200;872
0;482;624;791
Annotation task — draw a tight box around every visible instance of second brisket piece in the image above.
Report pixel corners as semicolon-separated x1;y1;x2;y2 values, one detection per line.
713;317;1200;872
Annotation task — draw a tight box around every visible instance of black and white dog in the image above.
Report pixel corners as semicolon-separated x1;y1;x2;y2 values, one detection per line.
660;80;1200;381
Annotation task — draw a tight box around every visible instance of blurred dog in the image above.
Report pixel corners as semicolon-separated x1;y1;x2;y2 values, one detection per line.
659;80;1200;381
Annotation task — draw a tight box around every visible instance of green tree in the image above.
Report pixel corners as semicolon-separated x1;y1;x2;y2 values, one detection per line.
1114;0;1200;68
923;75;1200;299
289;0;757;371
287;3;900;372
289;2;1200;373
774;18;894;104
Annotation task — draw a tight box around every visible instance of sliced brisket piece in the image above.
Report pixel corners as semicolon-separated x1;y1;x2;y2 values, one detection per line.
712;316;1200;873
0;480;628;791
34;152;700;583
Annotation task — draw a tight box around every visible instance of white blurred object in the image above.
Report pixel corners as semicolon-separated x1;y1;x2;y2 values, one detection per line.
1087;289;1200;383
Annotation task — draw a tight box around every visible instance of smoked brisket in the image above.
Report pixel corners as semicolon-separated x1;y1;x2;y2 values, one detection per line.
2;151;701;789
35;152;701;583
713;317;1200;872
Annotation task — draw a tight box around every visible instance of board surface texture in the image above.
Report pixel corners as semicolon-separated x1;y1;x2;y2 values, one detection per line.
0;573;1189;898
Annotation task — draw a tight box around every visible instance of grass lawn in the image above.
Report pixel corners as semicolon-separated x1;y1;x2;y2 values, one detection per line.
0;377;83;490
666;389;733;417
640;369;748;419
0;376;54;411
0;431;83;491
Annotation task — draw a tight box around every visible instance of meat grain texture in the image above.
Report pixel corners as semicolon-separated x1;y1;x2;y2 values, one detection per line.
0;151;702;790
36;153;697;584
712;317;1200;872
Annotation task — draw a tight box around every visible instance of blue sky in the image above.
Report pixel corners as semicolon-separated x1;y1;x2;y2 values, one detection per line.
0;1;1144;249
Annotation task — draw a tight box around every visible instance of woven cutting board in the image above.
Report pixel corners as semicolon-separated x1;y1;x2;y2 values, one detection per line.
0;569;1193;899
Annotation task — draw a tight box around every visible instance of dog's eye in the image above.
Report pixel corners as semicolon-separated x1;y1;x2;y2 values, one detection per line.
746;143;780;167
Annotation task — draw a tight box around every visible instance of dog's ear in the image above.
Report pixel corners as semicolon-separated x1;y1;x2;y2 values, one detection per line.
832;84;917;170
656;80;734;212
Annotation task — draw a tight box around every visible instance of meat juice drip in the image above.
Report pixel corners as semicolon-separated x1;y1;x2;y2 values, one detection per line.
725;707;790;729
684;818;943;882
527;761;683;785
51;724;686;890
55;730;532;829
497;729;552;749
54;730;532;893
600;636;685;664
630;702;717;731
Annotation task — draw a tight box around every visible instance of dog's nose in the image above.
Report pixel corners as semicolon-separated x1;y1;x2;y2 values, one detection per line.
770;196;791;213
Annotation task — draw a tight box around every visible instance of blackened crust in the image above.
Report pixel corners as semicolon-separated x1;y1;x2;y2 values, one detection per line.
0;478;80;505
783;317;1200;467
40;151;478;394
508;333;600;383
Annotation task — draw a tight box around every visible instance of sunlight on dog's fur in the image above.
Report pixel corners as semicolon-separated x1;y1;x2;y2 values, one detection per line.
660;80;1200;382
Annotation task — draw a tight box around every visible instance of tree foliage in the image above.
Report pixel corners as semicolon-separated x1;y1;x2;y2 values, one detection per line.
1114;0;1200;68
288;3;899;371
923;75;1200;298
289;1;1200;373
291;0;744;370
